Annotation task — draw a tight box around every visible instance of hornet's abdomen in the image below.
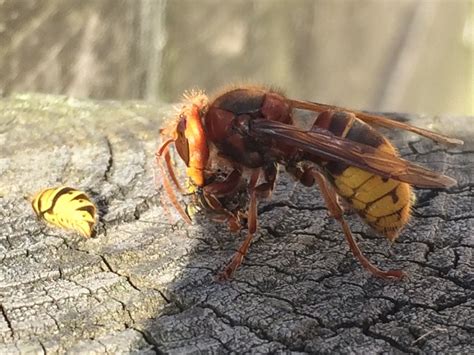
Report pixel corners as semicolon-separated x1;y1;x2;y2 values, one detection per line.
316;111;414;241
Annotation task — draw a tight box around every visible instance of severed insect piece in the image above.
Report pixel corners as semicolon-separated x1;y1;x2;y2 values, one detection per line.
157;85;462;280
31;186;97;238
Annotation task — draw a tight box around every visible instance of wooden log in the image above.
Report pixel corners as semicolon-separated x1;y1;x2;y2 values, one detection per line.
0;93;472;353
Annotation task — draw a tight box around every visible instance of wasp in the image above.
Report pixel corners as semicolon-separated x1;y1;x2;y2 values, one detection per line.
156;86;462;280
32;186;97;238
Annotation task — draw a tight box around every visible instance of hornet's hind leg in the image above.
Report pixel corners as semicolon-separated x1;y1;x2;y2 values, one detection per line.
290;165;405;280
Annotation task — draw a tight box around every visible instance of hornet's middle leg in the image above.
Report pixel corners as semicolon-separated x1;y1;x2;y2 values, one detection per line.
217;164;277;280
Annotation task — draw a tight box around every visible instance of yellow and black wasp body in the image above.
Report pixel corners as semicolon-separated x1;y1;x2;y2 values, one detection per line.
31;186;96;238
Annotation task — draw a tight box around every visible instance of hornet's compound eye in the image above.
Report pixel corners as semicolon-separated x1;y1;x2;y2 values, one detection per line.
175;115;190;166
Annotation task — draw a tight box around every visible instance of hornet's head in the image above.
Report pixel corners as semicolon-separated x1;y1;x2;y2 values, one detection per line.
173;91;210;187
156;91;210;224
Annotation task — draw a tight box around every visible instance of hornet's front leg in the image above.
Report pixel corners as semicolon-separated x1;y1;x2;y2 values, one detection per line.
201;169;243;232
217;169;260;280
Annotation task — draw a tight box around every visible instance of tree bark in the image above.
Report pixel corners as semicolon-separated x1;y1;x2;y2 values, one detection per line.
0;93;472;353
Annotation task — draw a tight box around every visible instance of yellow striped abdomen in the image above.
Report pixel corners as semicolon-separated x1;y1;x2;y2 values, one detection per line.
332;141;414;241
309;111;415;241
31;186;97;238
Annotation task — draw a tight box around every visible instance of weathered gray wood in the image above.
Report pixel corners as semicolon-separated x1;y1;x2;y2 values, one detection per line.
0;93;472;353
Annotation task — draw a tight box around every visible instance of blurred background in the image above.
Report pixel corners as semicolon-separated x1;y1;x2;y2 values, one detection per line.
0;0;472;115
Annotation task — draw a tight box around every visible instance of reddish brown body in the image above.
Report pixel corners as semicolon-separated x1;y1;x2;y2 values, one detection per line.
157;86;461;280
205;89;293;167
